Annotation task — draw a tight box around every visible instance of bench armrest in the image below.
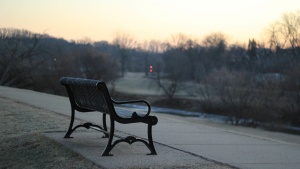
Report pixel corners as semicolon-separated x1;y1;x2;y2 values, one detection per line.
111;99;151;116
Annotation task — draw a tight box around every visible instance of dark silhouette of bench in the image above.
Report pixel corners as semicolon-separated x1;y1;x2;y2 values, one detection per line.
60;77;158;156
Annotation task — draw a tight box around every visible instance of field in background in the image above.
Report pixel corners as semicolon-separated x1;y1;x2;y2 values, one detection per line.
109;72;203;98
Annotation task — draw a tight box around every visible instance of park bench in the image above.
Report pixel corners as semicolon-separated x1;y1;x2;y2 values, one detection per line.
60;77;158;156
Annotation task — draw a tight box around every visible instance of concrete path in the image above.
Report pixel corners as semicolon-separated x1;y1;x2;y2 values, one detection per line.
1;86;300;169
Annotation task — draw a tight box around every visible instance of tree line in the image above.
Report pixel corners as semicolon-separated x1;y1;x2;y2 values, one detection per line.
1;10;299;128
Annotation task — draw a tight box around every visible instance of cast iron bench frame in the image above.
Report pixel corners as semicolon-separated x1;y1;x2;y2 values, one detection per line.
60;77;158;156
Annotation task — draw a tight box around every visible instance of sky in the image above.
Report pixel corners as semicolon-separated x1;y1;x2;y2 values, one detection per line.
1;0;300;43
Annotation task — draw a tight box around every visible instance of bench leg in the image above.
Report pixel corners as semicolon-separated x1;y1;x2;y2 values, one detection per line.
101;124;157;156
64;108;75;138
147;124;157;155
101;116;157;156
102;118;115;156
64;109;108;139
102;114;109;138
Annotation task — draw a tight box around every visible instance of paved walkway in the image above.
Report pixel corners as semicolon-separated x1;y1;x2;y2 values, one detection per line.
1;86;300;169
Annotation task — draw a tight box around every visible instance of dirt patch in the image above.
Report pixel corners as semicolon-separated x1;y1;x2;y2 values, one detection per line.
0;97;102;169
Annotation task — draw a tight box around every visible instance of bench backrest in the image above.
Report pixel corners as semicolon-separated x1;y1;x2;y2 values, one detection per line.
60;77;115;114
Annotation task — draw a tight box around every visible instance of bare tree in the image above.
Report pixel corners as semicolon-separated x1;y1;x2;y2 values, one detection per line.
266;23;286;53
281;10;300;57
203;32;227;49
138;40;162;76
75;46;118;81
266;10;300;57
203;68;261;126
202;32;228;70
156;47;187;99
165;33;202;80
0;28;49;87
112;32;136;76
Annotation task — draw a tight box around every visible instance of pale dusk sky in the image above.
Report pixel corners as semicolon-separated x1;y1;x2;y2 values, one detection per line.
1;0;300;43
